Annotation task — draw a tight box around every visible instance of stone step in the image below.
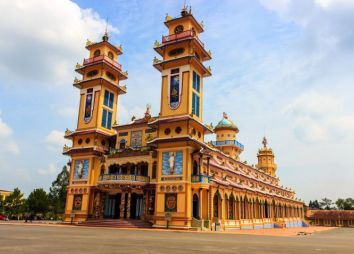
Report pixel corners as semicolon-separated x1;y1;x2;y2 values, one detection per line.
78;219;152;229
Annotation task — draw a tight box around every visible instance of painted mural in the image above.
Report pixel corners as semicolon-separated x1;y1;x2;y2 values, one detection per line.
165;193;177;212
74;159;89;180
162;151;183;175
84;89;93;122
169;74;180;109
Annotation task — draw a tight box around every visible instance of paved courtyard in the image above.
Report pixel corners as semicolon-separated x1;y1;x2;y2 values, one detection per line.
0;224;353;254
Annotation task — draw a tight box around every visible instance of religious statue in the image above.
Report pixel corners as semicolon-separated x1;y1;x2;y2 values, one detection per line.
169;152;176;174
77;160;84;179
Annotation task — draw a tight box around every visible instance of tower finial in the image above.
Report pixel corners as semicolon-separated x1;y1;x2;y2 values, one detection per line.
223;112;228;119
102;16;109;42
262;136;268;148
181;0;188;16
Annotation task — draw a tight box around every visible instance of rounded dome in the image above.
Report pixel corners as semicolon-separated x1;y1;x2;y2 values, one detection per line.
214;112;239;132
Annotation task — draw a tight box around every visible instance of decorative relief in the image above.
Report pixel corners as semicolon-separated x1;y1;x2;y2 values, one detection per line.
165;193;177;212
159;184;184;193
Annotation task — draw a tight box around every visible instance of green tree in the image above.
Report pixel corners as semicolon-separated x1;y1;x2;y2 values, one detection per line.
309;200;321;209
3;188;25;220
319;198;333;210
48;166;69;216
336;198;354;210
27;188;49;217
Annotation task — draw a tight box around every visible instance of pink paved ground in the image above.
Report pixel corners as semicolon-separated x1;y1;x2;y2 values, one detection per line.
0;221;335;237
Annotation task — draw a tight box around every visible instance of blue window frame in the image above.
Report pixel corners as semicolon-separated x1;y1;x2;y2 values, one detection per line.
192;92;200;117
193;71;200;92
109;92;114;108
103;90;114;109
101;109;113;129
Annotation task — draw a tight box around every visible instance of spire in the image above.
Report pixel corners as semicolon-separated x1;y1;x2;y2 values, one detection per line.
181;0;188;16
262;136;268;148
223;112;228;119
102;17;109;42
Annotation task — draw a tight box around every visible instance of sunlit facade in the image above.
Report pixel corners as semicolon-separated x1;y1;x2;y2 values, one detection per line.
63;6;304;230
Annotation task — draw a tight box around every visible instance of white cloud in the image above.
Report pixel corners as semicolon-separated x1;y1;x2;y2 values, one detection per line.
38;163;58;176
58;106;77;118
284;91;354;143
0;0;119;86
314;0;354;9
0;117;13;138
46;130;66;149
0;116;19;154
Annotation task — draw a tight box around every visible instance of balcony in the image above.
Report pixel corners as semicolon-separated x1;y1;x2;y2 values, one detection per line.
83;55;122;71
161;30;204;47
191;174;210;184
211;140;244;150
98;174;150;184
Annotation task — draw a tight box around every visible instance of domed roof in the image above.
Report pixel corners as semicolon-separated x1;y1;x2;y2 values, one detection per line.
214;112;239;132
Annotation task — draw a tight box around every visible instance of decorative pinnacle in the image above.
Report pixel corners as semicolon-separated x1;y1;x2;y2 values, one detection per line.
262;136;268;148
102;17;109;42
223;112;228;119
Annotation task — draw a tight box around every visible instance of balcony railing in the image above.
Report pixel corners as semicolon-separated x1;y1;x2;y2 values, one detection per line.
83;55;122;71
162;30;204;47
191;174;210;184
99;174;150;183
211;140;244;150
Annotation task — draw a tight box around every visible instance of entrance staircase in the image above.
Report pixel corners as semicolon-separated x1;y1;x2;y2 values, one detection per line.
77;219;152;229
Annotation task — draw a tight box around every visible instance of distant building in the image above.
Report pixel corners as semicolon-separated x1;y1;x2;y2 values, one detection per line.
0;190;12;201
307;210;354;227
62;6;305;230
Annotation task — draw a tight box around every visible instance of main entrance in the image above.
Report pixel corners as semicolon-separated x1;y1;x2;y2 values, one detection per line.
104;193;121;219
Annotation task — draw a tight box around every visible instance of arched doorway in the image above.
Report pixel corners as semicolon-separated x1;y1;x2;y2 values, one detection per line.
192;194;199;219
229;194;235;219
213;192;220;218
192;160;198;175
265;201;269;218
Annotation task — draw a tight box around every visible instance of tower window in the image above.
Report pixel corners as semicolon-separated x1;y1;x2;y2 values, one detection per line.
87;70;98;78
104;90;114;108
108;51;114;60
192;92;200;117
106;71;116;81
101;109;113;129
94;49;101;57
174;25;184;34
193;71;200;92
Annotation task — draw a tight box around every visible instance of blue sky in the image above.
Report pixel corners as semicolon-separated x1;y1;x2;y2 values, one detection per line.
0;0;353;202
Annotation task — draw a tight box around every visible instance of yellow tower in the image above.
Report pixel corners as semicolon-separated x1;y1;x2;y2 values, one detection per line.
63;31;128;222
212;112;243;160
149;6;213;228
256;137;277;176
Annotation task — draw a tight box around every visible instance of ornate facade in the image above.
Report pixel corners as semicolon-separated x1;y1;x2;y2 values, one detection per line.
63;7;305;230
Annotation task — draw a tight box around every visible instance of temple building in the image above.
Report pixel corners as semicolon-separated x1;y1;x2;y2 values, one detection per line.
63;6;305;230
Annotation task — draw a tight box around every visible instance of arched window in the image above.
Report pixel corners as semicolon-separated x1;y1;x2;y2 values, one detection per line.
192;160;198;175
119;139;126;149
152;161;157;179
108;51;114;60
94;49;101;57
100;166;105;176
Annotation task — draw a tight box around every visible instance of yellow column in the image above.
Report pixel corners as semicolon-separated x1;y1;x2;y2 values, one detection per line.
199;189;203;219
126;192;131;219
120;192;126;218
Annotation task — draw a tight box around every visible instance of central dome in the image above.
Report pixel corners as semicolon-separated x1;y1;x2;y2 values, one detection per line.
214;112;239;132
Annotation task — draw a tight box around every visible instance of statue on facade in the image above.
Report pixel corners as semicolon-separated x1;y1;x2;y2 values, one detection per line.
169;152;176;174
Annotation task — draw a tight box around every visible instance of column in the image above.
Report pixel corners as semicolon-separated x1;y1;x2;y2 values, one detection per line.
207;189;210;220
126;192;131;219
199;189;203;219
120;192;126;218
